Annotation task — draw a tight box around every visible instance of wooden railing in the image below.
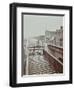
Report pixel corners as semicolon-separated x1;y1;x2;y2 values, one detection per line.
43;50;63;73
48;45;63;63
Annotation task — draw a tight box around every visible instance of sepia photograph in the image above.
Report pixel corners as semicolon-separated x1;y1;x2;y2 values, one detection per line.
22;13;63;76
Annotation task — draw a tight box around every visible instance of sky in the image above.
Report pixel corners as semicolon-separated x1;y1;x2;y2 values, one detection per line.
23;14;64;39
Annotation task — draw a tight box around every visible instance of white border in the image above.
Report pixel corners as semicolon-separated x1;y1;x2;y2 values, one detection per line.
17;7;70;83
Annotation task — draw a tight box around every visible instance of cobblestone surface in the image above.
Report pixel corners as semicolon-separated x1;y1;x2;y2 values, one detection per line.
28;54;56;75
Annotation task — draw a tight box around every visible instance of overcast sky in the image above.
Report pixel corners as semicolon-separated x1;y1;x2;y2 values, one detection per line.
23;15;63;39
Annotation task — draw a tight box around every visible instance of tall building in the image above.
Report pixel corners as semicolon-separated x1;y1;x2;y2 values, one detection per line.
55;26;63;47
45;26;63;47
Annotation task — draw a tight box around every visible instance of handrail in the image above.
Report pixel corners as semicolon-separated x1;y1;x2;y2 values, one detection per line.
44;49;63;66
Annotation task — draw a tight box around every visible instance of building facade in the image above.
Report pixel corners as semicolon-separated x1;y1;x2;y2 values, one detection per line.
45;26;63;47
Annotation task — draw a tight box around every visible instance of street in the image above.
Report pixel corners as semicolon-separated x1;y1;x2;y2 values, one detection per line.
28;54;56;75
